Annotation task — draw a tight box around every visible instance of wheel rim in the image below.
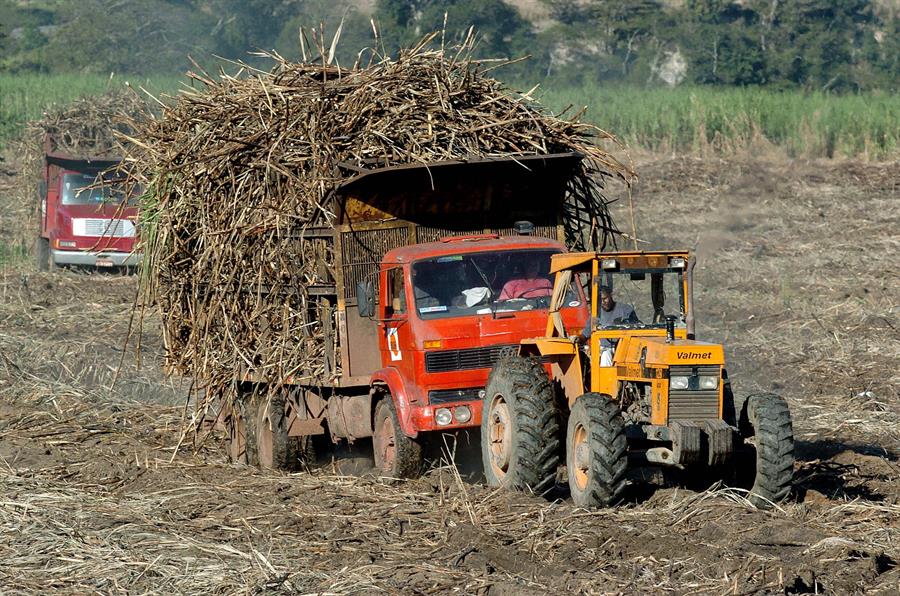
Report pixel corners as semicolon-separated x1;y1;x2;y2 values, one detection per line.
488;395;512;479
571;422;590;491
374;414;396;473
228;412;247;464
257;400;274;469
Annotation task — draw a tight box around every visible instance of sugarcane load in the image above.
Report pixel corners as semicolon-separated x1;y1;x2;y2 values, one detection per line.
128;32;633;475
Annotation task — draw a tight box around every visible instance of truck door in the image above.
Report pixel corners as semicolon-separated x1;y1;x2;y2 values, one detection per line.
379;266;414;368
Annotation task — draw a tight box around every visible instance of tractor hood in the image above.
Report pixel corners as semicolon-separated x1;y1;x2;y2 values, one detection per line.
634;337;725;368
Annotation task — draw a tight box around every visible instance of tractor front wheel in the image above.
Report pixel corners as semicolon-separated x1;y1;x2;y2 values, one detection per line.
566;393;628;508
481;355;560;494
373;398;423;479
744;393;794;508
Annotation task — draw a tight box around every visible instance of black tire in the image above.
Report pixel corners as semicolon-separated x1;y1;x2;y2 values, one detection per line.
373;398;423;478
255;392;308;471
34;237;50;272
566;393;628;507
481;355;560;494
744;393;794;508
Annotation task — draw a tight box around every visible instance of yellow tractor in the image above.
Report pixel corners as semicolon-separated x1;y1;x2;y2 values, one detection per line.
480;250;794;508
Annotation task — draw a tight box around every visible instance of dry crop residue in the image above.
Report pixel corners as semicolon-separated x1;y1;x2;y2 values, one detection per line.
1;157;899;593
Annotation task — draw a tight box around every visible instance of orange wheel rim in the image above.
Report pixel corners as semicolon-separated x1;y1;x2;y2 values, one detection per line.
488;395;512;479
572;423;590;491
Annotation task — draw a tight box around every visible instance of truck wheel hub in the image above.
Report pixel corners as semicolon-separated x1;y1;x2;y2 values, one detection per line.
375;416;396;470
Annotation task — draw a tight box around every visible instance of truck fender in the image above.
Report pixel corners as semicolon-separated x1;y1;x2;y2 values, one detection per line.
370;367;419;439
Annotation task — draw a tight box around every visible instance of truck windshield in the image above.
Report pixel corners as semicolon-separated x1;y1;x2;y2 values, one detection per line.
594;269;686;330
412;248;580;319
61;173;134;206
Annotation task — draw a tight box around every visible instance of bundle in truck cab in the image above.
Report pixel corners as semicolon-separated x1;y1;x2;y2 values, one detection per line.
127;33;632;424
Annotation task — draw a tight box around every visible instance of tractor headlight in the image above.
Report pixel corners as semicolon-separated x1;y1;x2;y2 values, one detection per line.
699;376;719;390
435;408;453;426
601;258;619;270
670;376;689;390
670;257;687;269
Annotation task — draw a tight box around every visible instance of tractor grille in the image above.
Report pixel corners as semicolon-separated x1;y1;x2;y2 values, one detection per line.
668;365;721;422
428;387;483;404
72;218;135;238
425;344;517;373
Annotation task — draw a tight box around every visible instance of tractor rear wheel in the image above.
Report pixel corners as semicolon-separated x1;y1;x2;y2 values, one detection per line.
255;392;308;471
566;393;628;508
373;398;423;478
481;355;560;494
744;393;794;508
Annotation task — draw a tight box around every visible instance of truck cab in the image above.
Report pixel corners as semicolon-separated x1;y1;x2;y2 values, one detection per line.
35;146;140;270
371;234;587;439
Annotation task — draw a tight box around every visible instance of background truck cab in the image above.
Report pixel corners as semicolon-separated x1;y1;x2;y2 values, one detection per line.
34;137;140;270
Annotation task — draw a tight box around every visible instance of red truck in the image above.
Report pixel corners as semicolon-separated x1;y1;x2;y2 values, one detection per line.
34;137;140;270
224;153;591;476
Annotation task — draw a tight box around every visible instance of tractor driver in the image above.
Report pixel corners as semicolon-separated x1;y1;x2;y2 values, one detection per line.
498;258;552;300
576;286;639;367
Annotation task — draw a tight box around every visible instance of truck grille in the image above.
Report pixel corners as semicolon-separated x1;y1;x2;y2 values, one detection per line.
425;344;517;373
668;365;720;422
72;218;136;238
428;387;483;404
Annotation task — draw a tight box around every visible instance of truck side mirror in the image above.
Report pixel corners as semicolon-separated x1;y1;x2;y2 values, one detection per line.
357;280;375;318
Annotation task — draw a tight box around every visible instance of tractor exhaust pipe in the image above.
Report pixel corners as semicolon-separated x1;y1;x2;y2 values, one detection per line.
665;315;676;343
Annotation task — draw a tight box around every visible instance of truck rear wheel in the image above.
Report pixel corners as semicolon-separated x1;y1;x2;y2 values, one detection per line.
373;398;423;478
744;393;794;508
566;393;628;508
481;355;560;494
255;392;308;471
226;398;257;465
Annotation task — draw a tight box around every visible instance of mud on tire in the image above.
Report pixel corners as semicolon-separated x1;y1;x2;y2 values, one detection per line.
373;398;423;479
744;393;794;508
481;355;560;494
566;393;628;508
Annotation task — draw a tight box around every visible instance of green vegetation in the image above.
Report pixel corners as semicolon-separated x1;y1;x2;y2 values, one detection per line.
2;73;895;159
0;74;179;148
535;85;900;159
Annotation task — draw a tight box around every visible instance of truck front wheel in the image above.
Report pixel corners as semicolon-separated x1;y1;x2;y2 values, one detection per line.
373;398;423;478
34;237;51;272
481;355;560;494
566;393;628;508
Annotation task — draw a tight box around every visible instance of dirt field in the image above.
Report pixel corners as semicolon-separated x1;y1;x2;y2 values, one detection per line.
0;155;898;594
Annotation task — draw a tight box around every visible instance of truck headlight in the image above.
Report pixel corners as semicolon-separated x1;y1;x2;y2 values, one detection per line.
435;408;453;426
454;406;472;423
699;376;719;390
670;376;689;390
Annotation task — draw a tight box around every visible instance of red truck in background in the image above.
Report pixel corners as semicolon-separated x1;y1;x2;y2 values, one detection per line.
34;136;140;271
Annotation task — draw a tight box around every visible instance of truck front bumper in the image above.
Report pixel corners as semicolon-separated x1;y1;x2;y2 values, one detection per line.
52;250;141;267
407;400;484;434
